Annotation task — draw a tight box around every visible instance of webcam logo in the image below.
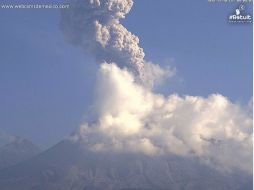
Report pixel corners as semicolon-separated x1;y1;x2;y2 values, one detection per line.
229;4;252;23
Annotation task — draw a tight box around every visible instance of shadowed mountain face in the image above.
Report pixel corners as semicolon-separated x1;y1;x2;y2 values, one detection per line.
0;137;41;170
0;140;252;190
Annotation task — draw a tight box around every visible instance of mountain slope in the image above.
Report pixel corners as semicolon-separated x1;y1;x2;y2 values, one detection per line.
0;139;251;190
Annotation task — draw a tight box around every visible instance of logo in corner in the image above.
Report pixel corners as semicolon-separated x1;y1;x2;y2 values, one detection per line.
229;4;252;23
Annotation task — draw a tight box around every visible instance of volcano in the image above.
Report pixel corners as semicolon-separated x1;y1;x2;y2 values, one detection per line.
0;139;251;190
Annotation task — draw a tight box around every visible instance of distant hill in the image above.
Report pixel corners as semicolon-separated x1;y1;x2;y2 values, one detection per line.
0;137;41;170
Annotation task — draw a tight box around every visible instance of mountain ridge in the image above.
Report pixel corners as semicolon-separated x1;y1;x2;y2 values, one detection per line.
0;137;41;170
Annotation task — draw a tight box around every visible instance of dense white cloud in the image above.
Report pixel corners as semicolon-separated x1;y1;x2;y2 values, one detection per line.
70;63;252;174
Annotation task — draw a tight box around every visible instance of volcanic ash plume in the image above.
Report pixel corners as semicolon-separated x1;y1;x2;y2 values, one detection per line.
61;0;253;175
60;0;145;77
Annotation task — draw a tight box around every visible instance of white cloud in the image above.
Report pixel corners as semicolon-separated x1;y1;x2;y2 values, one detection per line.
143;61;176;88
70;63;252;174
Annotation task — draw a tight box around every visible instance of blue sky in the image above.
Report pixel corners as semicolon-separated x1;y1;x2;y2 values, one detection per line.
0;0;252;148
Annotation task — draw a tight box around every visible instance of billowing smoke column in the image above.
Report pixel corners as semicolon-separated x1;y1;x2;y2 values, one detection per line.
60;0;145;77
70;63;253;174
61;0;253;175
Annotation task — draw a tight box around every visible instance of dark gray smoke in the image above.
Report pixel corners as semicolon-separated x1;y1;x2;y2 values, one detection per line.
60;0;145;77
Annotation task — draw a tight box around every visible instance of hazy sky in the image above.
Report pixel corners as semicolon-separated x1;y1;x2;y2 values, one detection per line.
0;0;252;148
